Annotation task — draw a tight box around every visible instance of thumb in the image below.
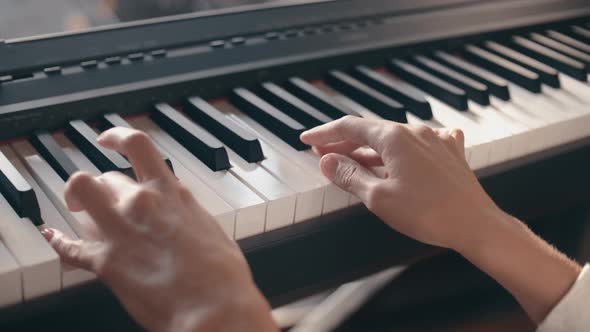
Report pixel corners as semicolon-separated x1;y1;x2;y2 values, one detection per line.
41;228;96;271
320;153;380;203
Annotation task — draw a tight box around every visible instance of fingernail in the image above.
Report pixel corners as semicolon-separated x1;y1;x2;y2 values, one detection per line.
40;228;54;241
320;154;339;179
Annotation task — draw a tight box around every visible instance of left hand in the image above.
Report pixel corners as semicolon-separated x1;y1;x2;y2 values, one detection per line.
42;127;276;332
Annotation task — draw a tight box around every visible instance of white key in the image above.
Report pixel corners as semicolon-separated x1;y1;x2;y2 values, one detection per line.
53;133;102;176
226;149;297;231
12;141;99;240
1;145;95;287
226;116;326;221
0;161;60;299
128;116;266;239
215;101;351;213
0;241;21;306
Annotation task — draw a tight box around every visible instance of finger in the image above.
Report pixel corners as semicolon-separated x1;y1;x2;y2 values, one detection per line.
449;128;466;160
65;172;125;235
41;228;97;271
319;153;381;203
312;140;362;156
348;147;384;168
433;128;465;160
97;127;171;182
97;171;139;202
300;116;388;153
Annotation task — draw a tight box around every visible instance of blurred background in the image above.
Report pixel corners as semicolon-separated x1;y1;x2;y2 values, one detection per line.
0;0;313;39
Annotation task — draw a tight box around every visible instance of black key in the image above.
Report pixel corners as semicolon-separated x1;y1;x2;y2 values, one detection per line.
100;113;174;173
387;58;469;111
571;26;590;43
529;33;590;71
545;30;590;54
351;66;432;120
29;132;79;181
324;70;407;123
65;120;135;178
433;51;510;101
259;82;333;128
183;97;264;163
151;103;230;171
0;150;42;226
230;88;308;151
461;45;542;93
284;77;361;119
483;41;560;88
510;36;587;81
410;55;490;105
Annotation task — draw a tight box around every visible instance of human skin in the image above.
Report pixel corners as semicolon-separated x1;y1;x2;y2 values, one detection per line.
44;118;581;330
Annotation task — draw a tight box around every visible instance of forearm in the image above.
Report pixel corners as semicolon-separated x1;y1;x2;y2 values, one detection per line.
456;209;582;323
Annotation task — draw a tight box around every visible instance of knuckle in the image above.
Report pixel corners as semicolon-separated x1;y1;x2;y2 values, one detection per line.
414;125;435;139
66;172;95;194
337;162;358;190
365;183;389;210
129;188;160;208
176;184;195;203
382;123;406;142
122;130;151;151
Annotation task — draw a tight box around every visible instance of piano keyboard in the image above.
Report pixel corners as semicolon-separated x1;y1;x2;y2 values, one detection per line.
1;17;590;309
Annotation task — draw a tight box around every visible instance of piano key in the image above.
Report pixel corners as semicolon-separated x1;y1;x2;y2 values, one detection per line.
1;145;95;287
461;44;542;93
0;150;43;226
29;131;79;181
0;165;60;299
151;103;230;171
0;241;21;306
52;134;102;177
100;114;236;238
182;97;264;163
571;25;590;43
483;41;561;88
510;36;587;81
65;120;135;178
324;70;408;123
529;33;590;70
387;59;469;111
225;148;297;231
259;82;333;128
217;101;352;212
284;77;361;119
433;51;511;100
350;66;433;120
230;88;309;150
100;113;174;173
545;30;590;54
12;141;100;240
127;117;266;239
410;55;490;105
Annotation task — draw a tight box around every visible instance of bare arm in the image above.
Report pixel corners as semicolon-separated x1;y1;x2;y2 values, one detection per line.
300;116;582;324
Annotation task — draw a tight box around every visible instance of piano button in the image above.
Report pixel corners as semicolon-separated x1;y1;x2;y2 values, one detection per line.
80;60;98;69
150;49;167;57
100;113;174;173
210;40;226;48
351;66;433;120
388;59;469;111
0;240;21;306
259;82;333;128
545;30;590;54
128;117;266;239
284;77;361;119
219;102;351;213
410;55;490;105
30;131;79;181
104;56;122;65
2;146;95;287
225;148;297;231
483;41;561;88
230;88;309;151
265;32;280;40
0;149;43;226
151;103;230;172
324;70;408;123
529;33;590;71
183;97;264;163
65;120;135;178
43;67;62;76
127;53;145;61
433;51;510;101
510;36;587;81
0;173;60;299
461;45;542;93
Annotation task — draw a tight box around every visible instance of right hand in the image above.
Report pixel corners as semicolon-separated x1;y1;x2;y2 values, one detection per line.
300;116;503;252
